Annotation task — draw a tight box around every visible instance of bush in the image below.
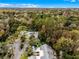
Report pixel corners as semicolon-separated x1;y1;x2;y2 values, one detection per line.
63;52;79;59
20;52;28;59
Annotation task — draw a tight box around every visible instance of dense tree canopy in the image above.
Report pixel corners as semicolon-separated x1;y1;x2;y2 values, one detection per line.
0;9;79;59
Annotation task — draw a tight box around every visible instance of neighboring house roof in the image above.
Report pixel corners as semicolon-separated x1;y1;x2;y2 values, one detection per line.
27;32;38;38
28;44;57;59
20;31;38;38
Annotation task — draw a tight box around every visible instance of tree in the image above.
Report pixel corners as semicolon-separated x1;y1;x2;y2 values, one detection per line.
53;37;74;52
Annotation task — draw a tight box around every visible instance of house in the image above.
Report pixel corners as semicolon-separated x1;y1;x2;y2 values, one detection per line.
26;32;38;39
28;44;57;59
20;31;38;38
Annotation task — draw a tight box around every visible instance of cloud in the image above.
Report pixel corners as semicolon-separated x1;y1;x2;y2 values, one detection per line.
65;0;76;2
71;0;76;2
0;3;39;8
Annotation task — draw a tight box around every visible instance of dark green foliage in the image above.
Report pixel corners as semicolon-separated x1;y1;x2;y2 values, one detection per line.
8;19;21;34
63;52;79;59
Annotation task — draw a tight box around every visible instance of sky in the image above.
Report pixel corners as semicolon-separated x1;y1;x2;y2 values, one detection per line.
0;0;79;8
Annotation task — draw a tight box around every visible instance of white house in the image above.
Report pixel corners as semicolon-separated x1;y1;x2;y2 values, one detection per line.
28;44;57;59
20;31;38;38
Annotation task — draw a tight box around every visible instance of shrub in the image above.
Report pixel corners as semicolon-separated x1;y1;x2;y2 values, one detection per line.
63;52;79;59
20;52;28;59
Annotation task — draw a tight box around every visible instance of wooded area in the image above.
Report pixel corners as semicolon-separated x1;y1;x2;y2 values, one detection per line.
0;8;79;59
